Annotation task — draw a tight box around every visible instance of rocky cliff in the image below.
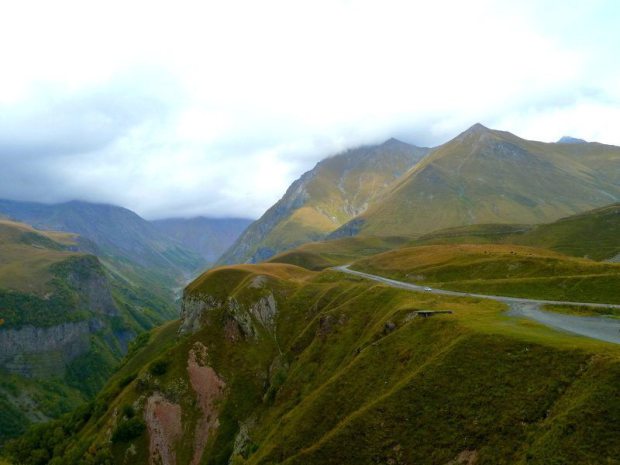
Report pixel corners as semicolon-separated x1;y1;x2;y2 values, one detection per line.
0;221;149;442
17;260;620;465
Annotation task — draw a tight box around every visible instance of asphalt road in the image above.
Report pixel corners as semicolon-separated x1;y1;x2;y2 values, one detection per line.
335;265;620;344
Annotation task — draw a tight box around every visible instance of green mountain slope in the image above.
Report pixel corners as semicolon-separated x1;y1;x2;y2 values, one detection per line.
12;259;620;465
351;243;620;304
334;124;620;237
0;199;205;308
512;203;620;260
0;220;176;443
396;203;620;261
152;217;252;264
217;139;429;265
267;235;411;270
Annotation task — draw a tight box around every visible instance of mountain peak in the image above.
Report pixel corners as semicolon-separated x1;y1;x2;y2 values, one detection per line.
558;136;587;144
466;122;491;134
382;137;406;147
454;123;494;141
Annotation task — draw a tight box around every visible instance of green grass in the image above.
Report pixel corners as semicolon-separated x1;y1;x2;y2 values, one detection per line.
268;235;411;270
0;224;82;296
408;203;620;262
13;260;620;465
352;243;620;304
543;303;620;318
512;203;620;260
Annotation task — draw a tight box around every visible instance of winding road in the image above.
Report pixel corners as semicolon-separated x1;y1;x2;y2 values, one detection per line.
334;265;620;344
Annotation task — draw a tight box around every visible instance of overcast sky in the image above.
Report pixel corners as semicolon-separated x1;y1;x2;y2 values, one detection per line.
1;0;619;219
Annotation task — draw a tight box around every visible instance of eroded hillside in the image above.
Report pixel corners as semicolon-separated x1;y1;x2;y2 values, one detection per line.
0;220;179;443
11;260;620;465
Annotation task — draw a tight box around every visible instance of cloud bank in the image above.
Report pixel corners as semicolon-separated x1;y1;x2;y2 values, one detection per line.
0;0;618;219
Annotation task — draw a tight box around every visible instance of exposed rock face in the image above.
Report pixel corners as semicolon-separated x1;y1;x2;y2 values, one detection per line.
0;256;123;378
179;294;222;334
187;342;226;465
180;286;278;338
250;293;278;333
0;321;91;377
145;393;183;465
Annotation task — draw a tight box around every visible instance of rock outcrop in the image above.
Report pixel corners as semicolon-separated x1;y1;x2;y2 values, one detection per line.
0;321;91;377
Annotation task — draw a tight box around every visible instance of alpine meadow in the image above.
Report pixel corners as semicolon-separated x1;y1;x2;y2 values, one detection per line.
0;1;619;465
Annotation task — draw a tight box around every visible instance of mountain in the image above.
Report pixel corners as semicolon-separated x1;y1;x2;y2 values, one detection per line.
0;199;203;276
558;136;587;144
511;202;620;261
12;258;620;464
152;217;252;264
386;202;620;262
0;200;205;304
217;139;429;265
333;124;620;237
0;220;175;442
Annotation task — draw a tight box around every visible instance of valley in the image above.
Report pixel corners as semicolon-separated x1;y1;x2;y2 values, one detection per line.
3;3;620;463
1;124;619;465
0;203;250;444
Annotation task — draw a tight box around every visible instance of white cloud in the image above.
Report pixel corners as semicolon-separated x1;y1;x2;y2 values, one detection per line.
0;0;618;218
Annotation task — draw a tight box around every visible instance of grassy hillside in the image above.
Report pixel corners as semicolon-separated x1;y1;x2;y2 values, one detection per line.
398;203;620;262
218;139;428;265
0;220;179;443
9;261;620;465
337;124;620;237
0;220;81;295
267;235;411;270
0;199;205;306
352;243;620;304
512;203;620;260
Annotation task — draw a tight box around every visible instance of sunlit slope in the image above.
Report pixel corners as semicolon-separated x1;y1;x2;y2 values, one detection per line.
339;124;620;237
404;203;620;261
0;220;81;294
217;139;428;265
267;235;411;270
512;203;620;260
0;199;204;305
352;243;620;304
15;261;620;465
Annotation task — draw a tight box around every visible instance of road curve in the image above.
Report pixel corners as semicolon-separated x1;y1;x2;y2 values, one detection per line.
334;265;620;344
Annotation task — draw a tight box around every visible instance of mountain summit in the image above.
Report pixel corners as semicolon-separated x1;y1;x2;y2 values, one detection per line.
558;136;587;144
333;125;620;237
217;140;429;264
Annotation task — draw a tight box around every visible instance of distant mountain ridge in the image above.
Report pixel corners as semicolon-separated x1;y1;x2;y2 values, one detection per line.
0;219;176;442
217;139;430;265
0;200;202;276
333;123;620;238
152;216;252;264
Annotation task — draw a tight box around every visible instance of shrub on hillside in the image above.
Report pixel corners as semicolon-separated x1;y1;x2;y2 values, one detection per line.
111;418;145;443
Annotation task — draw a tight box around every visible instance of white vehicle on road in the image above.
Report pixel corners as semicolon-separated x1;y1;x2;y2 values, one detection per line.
424;286;432;291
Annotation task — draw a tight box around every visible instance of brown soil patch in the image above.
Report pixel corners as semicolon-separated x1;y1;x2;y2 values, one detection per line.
144;392;182;465
188;342;226;465
446;449;479;465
